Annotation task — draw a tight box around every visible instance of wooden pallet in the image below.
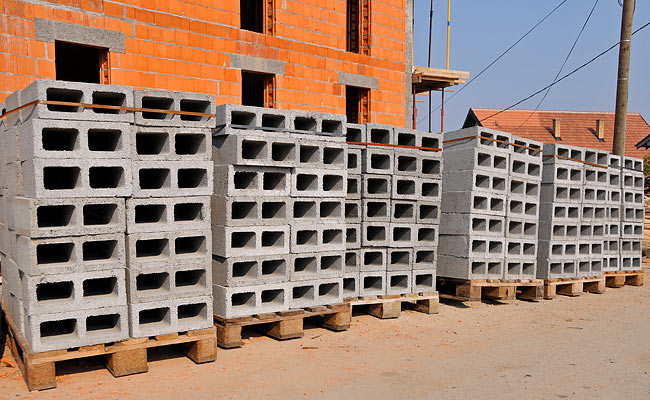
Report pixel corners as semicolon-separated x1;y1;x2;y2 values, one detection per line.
604;270;645;288
436;278;544;303
214;303;351;349
544;276;606;299
345;292;440;319
2;306;216;391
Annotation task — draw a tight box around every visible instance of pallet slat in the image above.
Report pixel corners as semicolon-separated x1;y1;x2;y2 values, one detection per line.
604;270;644;288
544;276;606;299
437;278;543;302
345;292;440;319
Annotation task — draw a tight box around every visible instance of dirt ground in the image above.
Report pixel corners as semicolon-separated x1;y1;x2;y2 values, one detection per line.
1;270;649;399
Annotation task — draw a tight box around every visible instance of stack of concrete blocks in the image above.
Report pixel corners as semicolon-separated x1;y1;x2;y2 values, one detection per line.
537;144;609;278
346;123;440;298
617;156;644;271
211;105;347;318
126;89;215;337
0;80;133;352
438;126;542;280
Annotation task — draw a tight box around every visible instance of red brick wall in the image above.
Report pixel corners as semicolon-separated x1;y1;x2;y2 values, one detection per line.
0;0;409;126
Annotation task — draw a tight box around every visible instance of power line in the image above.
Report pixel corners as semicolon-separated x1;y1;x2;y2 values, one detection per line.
478;19;650;124
417;0;569;125
515;0;599;131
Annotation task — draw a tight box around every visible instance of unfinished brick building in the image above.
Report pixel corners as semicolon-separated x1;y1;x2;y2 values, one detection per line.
0;0;467;126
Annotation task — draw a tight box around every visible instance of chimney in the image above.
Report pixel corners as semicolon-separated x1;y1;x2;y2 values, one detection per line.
553;118;561;140
597;119;605;141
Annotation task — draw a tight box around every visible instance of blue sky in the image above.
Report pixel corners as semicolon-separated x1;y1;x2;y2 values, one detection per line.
412;0;650;131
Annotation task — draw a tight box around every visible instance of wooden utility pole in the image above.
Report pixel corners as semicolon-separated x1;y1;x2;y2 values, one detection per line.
612;0;635;156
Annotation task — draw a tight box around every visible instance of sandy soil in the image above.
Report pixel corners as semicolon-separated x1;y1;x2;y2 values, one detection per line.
1;270;649;399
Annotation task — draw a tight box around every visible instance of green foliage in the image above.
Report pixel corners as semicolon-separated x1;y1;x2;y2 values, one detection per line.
645;155;650;177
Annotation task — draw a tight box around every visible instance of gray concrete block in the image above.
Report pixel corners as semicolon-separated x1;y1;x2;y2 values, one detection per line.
22;158;133;199
505;217;538;239
621;222;644;239
15;233;125;276
441;191;506;216
393;150;442;178
362;199;390;222
538;221;579;241
505;239;537;259
133;160;212;198
347;148;362;174
583;166;608;186
581;204;607;222
291;168;346;198
214;104;290;131
437;255;504;280
537;240;577;261
365;124;395;145
539;202;580;224
211;225;288;258
346;223;361;249
343;272;360;298
507;199;539;220
134;126;211;161
362;174;391;199
174;296;214;332
34;18;126;52
583;148;609;167
443;169;509;195
5;161;24;202
536;257;577;279
413;247;437;270
387;248;413;271
540;182;582;203
21;268;126;315
360;248;387;272
212;130;296;167
361;222;389;247
542;143;586;164
620;255;642;271
412;269;436;293
608;169;621;188
347;174;361;199
621;170;644;189
541;162;583;184
1;254;22;300
582;185;607;205
128;300;176;338
13;196;125;238
18;119;132;161
291;111;346;137
295;136;347;170
622;205;644;222
212;196;287;227
608;154;622;169
16;80;134;123
620;239;642;255
359;271;386;296
607;204;621;221
345;199;362;223
510;135;543;160
386;270;412;295
606;222;620;238
602;255;620;272
24;305;129;353
212;283;290;318
127;196;210;233
214;164;291;197
290;278;344;308
362;147;394;174
604;239;619;255
290;251;345;281
127;262;211;303
443;126;512;153
509;151;542;181
443;146;509;173
622;188;644;206
4;90;22;128
290;224;345;253
344;250;361;272
389;223;417;248
392;200;416;223
134;89;215;127
345;123;367;143
127;230;211;268
394;127;443;150
438;235;504;258
439;213;505;236
212;254;289;287
621;155;643;172
577;258;603;278
503;259;536;280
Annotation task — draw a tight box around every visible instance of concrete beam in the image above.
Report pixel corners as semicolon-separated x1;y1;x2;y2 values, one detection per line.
34;18;125;53
337;72;379;90
229;54;286;76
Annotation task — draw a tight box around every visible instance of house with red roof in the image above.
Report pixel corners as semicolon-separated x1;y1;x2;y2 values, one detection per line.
463;108;650;159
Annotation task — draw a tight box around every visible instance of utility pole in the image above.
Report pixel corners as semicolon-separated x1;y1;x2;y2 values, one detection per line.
427;0;433;133
612;0;635;156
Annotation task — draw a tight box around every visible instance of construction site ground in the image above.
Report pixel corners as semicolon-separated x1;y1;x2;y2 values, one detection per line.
0;267;647;399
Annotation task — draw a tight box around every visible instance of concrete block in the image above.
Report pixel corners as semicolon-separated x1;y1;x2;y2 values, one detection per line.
212;196;287;226
362;147;394;174
437;255;504;280
541;162;583;184
622;205;644;222
361;222;389;247
387;248;413;271
128;300;176;337
127;230;211;268
536;257;577;280
15;233;125;276
134;89;215;127
583;166;608;186
608;154;622;169
581;204;607;222
295;136;346;170
505;239;537;259
347;174;361;199
1;254;22;300
4;90;22;128
604;239;619;255
344;250;361;272
386;271;412;295
290;224;345;253
507;199;539;219
538;221;579;241
582;185;608;204
443;126;512;153
362;174;391;199
126;196;210;233
394;127;443;150
510;152;542;181
441;191;506;216
212;131;296;167
212;283;290;318
602;255;619;272
291;168;346;198
394;150;442;178
13;197;125;238
620;239;642;255
621;156;643;172
22;158;132;199
127;262;211;303
365;124;395;145
18;119;132;161
399;176;441;202
290;251;345;281
542;143;586;164
503;259;536;280
540;182;582;203
622;188;644;206
576;258;603;278
443;169;509;195
505;217;538;239
539;202;580;224
214;104;289;131
174;296;214;332
621;170;644;190
21;269;126;315
134;126;211;161
360;248;387;272
583;148;609;167
439;213;505;236
392;200;417;223
438;235;504;258
346;148;362;174
621;222;644;239
442;146;510;173
608;169;621;188
412;269;437;293
214;165;291;197
212;254;289;287
290;111;346;137
345;123;367;143
211;225;286;258
133;160;212;198
620;255;642;271
359;271;386;296
362;199;390;222
413;247;437;270
343;272;360;298
346;223;361;249
290;278;344;308
389;223;417;248
15;80;134;123
607;204;621;221
24;305;129;353
345;199;362;223
511;136;543;159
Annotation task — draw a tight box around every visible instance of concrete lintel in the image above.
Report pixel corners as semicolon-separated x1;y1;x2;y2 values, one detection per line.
34;18;126;53
338;72;379;90
230;54;286;76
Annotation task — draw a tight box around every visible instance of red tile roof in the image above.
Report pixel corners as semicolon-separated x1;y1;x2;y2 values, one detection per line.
465;108;650;158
